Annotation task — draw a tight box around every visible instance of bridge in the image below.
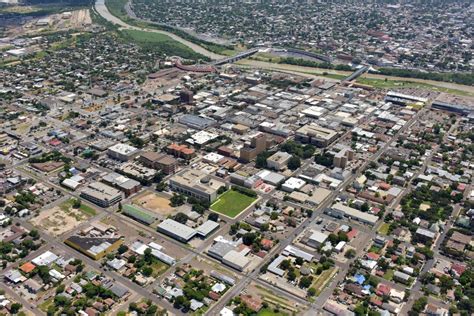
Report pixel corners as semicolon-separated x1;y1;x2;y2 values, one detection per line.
343;65;369;82
283;48;331;63
212;48;260;66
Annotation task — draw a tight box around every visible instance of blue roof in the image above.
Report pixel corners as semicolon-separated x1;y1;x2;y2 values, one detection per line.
354;273;366;285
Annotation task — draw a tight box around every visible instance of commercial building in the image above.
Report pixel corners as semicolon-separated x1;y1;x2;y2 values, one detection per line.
222;250;250;271
65;235;123;260
333;147;355;168
122;204;157;225
239;133;267;162
80;182;123;208
107;143;140;161
169;169;226;203
281;177;306;192
120;162;156;182
266;151;292;171
326;203;379;226
166;143;195;160
157;219;197;243
178;114;216;130
139;151;178;174
295;124;338;147
196;220;220;238
102;172;141;196
307;230;329;248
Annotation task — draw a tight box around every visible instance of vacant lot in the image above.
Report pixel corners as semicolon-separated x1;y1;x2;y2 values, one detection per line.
132;192;174;216
30;198;96;236
311;266;338;296
210;190;257;218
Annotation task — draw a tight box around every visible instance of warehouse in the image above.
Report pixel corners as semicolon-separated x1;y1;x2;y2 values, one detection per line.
329;203;379;225
122;204;157;225
157;219;197;243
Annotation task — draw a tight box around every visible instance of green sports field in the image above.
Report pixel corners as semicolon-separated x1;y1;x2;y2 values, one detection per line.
210;190;257;218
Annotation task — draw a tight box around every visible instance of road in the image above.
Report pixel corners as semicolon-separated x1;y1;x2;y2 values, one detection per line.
399;119;462;315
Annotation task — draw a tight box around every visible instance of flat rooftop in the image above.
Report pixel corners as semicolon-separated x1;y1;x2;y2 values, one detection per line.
171;169;225;195
81;182;122;200
297;124;337;140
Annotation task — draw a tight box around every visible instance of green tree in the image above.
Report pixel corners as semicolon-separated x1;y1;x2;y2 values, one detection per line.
287;156;301;170
299;276;313;288
10;303;22;314
142;266;153;277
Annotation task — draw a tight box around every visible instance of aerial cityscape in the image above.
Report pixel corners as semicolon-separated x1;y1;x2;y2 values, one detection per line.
0;0;473;315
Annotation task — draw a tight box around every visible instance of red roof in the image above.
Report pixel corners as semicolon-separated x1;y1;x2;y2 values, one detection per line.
208;291;220;301
370;296;383;306
451;263;466;276
347;229;358;239
376;283;391;296
19;262;36;273
260;239;273;250
49;139;62;146
240;295;262;312
366;252;380;261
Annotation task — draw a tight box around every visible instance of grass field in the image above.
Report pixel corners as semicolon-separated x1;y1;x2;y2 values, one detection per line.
118;29;205;60
383;269;395;281
378;223;390;235
104;0;229;56
311;266;338;295
210;190;257;218
258;309;288;316
151;261;169;277
39;297;54;312
60;198;96;216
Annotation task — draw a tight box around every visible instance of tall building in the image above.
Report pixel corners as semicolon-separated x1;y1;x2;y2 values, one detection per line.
239;133;267;162
295;124;338;147
333;147;355;168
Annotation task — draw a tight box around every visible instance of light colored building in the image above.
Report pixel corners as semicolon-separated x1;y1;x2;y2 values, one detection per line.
327;203;379;226
266;151;292;171
295;124;338;147
107;143;140;161
222;250;250;271
169;169;226;202
307;230;329;248
102;172;141;196
80;182;123;207
282;177;306;192
157;219;197;243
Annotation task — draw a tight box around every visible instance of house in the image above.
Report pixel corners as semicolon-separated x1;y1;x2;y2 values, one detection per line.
393;271;411;284
19;262;36;274
24;278;42;294
240;295;262;312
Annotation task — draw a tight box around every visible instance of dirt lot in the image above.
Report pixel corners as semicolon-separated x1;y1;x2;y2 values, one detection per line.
30;204;89;236
70;9;91;27
132;192;174;216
